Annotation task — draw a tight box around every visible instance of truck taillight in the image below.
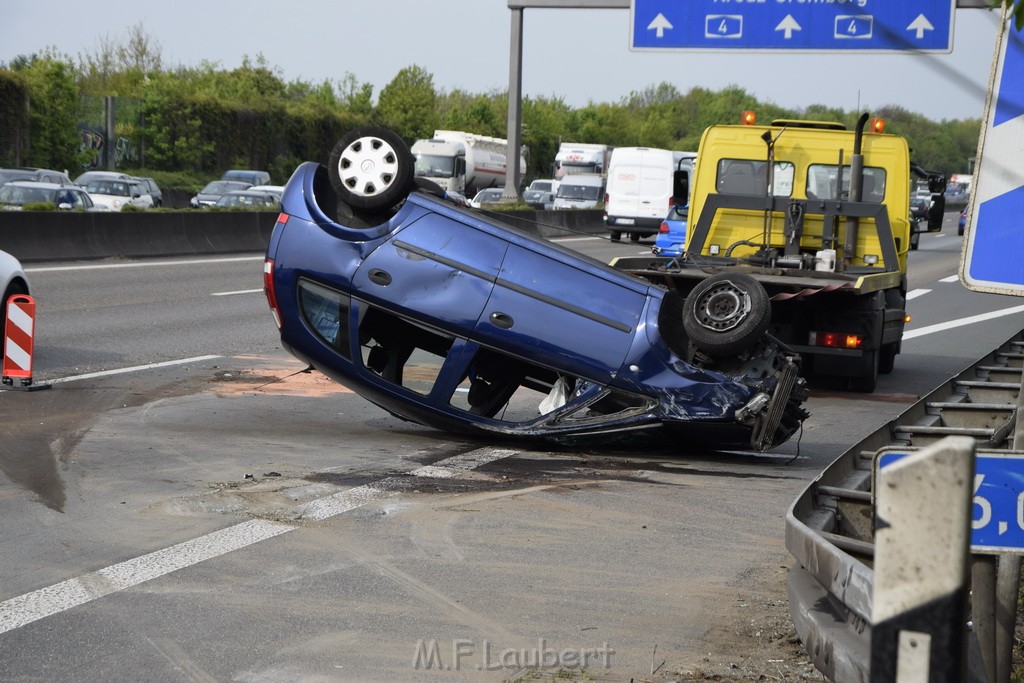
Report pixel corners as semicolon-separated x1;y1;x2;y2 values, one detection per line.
741;110;757;125
264;258;281;330
659;221;670;234
869;117;886;134
809;331;863;350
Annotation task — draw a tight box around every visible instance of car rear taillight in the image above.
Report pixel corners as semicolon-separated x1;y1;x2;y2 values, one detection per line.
659;221;670;234
264;258;281;330
809;331;863;350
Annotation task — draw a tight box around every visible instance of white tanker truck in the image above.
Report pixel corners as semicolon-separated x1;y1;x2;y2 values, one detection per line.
411;131;527;198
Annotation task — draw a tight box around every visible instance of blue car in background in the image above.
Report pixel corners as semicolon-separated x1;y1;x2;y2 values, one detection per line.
263;127;809;451
652;204;687;257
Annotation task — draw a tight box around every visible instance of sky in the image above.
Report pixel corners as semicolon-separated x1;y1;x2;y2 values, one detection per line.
0;1;1006;122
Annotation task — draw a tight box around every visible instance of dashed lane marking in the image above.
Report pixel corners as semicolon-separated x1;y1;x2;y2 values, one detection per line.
0;447;517;635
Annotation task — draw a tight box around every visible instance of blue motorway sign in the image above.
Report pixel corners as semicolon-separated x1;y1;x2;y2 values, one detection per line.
630;0;955;52
878;450;1024;554
960;11;1024;296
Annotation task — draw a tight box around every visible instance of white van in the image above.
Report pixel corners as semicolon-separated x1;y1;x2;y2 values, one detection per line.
604;147;695;242
552;174;604;210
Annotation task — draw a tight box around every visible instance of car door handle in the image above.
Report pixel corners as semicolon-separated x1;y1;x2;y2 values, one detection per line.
368;268;392;286
489;312;514;329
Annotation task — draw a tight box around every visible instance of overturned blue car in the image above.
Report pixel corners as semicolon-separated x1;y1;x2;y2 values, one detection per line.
264;127;809;450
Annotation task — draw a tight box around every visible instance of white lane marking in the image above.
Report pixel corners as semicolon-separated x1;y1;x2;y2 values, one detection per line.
551;236;603;243
211;289;262;297
904;303;1024;341
25;256;263;274
939;275;960;283
0;447;516;634
48;355;222;384
906;289;931;300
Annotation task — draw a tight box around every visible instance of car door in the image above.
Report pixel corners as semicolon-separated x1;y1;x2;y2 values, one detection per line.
350;210;508;342
472;240;648;383
346;210;509;401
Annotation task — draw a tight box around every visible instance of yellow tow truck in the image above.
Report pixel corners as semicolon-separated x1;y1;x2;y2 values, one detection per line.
612;112;945;391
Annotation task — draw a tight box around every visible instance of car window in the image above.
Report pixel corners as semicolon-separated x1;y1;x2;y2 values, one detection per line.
715;159;794;197
806;164;886;203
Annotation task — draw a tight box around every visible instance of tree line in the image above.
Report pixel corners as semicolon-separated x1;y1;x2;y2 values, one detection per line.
0;23;985;189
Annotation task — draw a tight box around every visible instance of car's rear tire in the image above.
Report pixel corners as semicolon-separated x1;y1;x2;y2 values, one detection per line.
683;273;771;356
328;126;414;211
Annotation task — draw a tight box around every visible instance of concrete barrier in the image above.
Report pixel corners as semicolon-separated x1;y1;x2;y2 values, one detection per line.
0;207;607;263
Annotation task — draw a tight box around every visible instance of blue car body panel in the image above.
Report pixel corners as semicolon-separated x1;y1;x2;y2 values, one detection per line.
266;162;805;448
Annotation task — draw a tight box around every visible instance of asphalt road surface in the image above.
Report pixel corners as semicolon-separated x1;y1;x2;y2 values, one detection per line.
1;211;1017;680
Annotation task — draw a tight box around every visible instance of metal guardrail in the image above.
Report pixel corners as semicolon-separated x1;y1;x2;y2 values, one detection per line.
786;330;1024;681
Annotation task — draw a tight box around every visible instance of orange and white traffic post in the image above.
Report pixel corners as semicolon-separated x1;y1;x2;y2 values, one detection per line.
3;294;37;387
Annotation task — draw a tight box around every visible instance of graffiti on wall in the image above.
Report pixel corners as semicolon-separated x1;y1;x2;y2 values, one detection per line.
79;130;139;170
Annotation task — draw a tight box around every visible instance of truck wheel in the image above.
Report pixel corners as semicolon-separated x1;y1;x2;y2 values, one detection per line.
610;230;622;242
629;232;640;242
849;351;879;392
879;343;898;374
683;273;771;356
328;126;414;211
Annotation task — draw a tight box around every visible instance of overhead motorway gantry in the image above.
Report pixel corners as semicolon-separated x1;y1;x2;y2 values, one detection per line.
503;0;993;202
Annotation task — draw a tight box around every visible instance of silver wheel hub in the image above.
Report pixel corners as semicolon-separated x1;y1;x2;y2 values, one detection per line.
337;136;399;198
692;281;751;332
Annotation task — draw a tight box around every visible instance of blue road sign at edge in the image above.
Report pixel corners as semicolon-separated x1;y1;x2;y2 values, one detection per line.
960;10;1024;295
877;449;1024;554
630;0;955;52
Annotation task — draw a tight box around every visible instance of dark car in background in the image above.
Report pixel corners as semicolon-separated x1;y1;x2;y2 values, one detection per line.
132;176;163;207
263;126;809;451
222;169;271;186
190;180;251;208
522;189;555;210
910;194;931;221
0;167;73;185
214;189;280;209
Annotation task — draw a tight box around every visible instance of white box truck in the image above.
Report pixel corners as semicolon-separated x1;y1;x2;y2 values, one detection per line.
604;147;695;242
411;131;527;197
553;142;612;179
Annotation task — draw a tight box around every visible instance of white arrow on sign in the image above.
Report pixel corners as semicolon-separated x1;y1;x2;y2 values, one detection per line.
775;14;801;40
907;14;935;39
647;13;673;38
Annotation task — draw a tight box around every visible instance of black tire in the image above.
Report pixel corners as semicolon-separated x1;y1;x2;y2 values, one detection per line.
879;342;898;375
682;273;771;356
328;126;414;211
629;232;640;242
610;230;622;242
849;351;879;393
